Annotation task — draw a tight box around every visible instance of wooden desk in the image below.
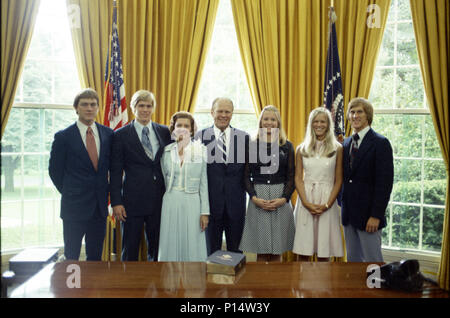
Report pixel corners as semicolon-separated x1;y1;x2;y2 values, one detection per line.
11;261;447;298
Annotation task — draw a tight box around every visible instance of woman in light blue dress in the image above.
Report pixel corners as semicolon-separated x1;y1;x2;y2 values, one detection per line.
158;111;209;261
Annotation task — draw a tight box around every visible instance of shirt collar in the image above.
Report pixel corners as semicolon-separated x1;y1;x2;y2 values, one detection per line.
353;125;370;143
77;120;98;136
213;125;231;139
134;120;153;134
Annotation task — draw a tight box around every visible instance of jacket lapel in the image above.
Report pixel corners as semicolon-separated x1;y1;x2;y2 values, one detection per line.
69;123;96;171
95;123;106;171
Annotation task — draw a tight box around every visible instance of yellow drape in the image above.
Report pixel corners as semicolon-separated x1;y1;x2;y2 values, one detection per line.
66;0;112;123
118;0;219;125
410;0;450;291
1;0;41;138
231;0;390;262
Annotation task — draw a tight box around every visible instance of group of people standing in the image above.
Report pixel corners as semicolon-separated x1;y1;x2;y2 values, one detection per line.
49;88;393;264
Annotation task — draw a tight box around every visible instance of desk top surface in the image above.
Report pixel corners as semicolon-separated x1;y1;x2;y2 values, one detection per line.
11;261;447;298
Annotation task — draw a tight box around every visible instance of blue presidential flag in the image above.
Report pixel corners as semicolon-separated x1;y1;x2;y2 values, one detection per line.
323;8;345;137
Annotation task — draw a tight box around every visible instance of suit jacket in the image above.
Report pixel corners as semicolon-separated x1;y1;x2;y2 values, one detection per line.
195;126;249;220
341;127;394;231
161;141;210;215
110;120;172;217
49;122;114;221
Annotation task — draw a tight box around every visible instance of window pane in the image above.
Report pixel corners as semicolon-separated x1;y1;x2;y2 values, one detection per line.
391;204;420;249
22;60;53;104
378;24;394;66
194;0;253;112
393;115;422;157
396;22;418;65
14;0;80;105
369;68;394;109
0;202;23;250
423;164;446;206
422;207;444;252
397;0;413;21
1;108;23;151
392;159;421;203
395;67;424;109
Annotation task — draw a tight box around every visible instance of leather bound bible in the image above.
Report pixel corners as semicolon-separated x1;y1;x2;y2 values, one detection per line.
206;250;246;275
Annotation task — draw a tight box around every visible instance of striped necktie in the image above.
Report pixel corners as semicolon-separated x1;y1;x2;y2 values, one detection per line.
217;131;227;164
142;126;153;159
350;133;359;169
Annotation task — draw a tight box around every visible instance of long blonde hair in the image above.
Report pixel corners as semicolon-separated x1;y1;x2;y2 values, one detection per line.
255;105;287;146
299;107;339;157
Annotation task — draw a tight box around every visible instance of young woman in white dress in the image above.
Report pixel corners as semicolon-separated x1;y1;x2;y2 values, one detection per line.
293;107;344;261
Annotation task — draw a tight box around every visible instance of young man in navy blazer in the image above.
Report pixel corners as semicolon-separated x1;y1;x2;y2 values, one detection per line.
341;97;394;262
110;90;171;261
49;88;114;261
195;97;249;255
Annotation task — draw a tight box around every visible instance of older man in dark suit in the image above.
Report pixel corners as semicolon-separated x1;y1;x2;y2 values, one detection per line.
49;88;113;261
195;97;249;255
342;97;394;262
110;90;171;261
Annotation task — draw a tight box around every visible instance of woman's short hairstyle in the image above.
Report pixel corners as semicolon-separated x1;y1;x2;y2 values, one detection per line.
347;97;373;126
169;111;197;137
73;88;99;108
130;90;156;111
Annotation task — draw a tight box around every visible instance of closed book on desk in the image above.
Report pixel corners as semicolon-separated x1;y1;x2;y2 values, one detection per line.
206;250;246;275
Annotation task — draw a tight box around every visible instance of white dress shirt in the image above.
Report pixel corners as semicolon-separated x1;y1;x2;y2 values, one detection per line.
352;125;371;148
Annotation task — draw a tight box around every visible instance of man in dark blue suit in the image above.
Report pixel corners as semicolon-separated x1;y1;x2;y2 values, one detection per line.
49;88;113;261
342;97;394;262
195;97;249;255
110;90;171;261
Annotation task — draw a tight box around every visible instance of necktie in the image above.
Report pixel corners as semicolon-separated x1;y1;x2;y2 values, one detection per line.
217;131;227;164
86;127;98;171
350;133;360;169
142;126;153;159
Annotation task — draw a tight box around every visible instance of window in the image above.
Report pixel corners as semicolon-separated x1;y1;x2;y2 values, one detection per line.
1;0;80;252
369;0;446;253
194;0;257;135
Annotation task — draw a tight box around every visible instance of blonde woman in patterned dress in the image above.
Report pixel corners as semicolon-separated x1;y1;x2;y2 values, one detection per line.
293;107;344;261
239;105;296;262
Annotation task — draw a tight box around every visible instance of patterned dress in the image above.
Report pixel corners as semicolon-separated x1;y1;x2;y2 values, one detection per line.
239;140;296;255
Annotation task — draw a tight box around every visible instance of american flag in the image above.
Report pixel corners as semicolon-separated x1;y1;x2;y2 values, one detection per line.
323;7;345;137
103;4;127;130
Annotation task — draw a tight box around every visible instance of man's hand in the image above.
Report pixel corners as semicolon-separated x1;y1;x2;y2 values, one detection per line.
113;205;127;222
366;217;380;233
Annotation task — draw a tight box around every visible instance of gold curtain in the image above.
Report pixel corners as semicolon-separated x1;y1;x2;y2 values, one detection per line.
410;0;449;291
118;0;219;125
1;0;41;138
66;0;112;123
